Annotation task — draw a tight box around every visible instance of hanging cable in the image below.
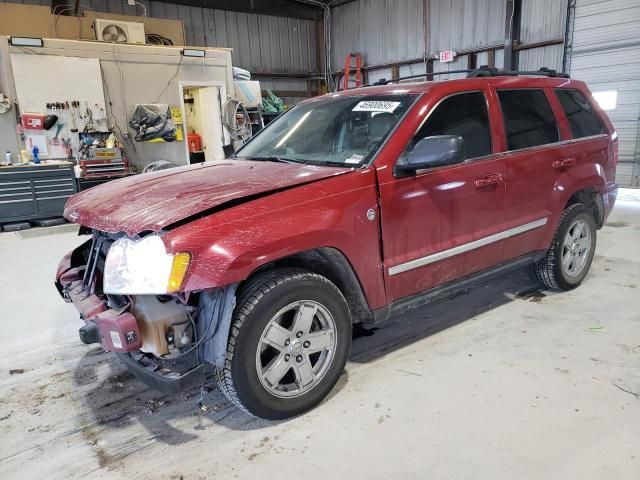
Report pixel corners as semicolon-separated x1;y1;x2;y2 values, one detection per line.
222;98;252;142
133;1;148;23
154;55;183;104
52;4;99;39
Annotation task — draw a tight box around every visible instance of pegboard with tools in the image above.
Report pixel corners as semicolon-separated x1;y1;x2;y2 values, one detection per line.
10;53;110;161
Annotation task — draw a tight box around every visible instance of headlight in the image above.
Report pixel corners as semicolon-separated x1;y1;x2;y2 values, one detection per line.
103;234;191;295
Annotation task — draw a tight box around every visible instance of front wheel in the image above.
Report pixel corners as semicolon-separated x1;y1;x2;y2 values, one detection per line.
534;203;597;290
216;268;352;419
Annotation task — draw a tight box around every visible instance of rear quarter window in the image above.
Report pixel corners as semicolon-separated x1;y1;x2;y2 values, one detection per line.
497;89;559;151
555;89;605;138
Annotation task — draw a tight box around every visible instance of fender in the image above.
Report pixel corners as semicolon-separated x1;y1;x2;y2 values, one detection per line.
541;160;608;248
163;168;388;311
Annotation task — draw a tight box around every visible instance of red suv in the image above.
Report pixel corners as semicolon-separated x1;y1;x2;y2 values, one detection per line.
56;69;618;419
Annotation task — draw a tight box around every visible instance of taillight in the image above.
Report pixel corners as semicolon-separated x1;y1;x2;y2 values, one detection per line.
610;131;619;166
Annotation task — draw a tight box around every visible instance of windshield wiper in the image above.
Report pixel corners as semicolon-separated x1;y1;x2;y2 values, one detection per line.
245;156;302;164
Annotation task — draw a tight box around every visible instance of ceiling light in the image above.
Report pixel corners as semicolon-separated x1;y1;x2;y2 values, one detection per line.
182;49;206;58
9;37;44;47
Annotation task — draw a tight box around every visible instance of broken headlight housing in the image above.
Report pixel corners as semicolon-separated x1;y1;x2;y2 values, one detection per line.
103;234;190;295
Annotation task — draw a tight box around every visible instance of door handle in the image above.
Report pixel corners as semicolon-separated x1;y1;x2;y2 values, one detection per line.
474;173;503;189
553;158;575;170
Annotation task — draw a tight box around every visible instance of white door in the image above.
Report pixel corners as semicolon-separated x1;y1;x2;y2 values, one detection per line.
196;86;225;162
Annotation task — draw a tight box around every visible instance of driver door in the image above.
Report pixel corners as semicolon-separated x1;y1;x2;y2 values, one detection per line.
377;90;507;302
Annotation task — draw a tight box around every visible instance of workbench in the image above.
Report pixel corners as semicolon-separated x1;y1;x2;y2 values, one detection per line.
0;162;76;225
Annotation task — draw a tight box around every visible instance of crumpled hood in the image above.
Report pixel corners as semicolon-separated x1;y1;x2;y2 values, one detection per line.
65;159;350;236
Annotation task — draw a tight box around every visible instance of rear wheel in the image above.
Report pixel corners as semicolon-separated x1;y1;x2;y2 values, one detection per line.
216;268;352;419
534;203;597;290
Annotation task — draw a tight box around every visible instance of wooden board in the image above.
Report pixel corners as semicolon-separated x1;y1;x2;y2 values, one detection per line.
0;3;185;46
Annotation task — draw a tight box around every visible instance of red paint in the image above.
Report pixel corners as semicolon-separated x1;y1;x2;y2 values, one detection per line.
59;75;617;315
64;160;350;236
93;310;142;352
64;279;141;352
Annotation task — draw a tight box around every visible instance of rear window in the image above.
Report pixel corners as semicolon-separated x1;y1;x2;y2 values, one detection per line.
555;89;604;138
498;90;559;151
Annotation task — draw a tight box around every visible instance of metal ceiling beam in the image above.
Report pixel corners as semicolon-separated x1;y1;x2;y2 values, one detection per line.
147;0;323;20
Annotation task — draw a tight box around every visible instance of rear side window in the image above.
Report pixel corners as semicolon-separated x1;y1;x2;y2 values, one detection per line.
410;92;491;160
498;90;559;150
555;89;604;138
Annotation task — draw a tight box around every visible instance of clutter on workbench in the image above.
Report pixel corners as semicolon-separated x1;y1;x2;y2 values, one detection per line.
77;132;129;181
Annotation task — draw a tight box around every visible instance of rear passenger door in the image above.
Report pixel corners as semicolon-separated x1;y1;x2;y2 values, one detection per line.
495;88;573;259
555;89;612;187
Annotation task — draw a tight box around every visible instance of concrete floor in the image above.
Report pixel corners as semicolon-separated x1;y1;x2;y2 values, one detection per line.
1;192;639;480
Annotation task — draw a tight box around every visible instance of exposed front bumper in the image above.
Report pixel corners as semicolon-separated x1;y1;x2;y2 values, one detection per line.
117;353;206;394
56;237;227;396
59;266;142;353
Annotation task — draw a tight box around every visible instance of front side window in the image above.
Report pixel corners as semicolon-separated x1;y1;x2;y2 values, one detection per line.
237;94;416;167
498;90;559;151
555;89;604;138
407;92;492;160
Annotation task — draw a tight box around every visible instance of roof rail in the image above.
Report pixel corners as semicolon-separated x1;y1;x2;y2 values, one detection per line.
470;66;570;78
371;70;474;85
369;66;569;86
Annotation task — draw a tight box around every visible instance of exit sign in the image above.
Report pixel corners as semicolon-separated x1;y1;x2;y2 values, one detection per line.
439;50;456;63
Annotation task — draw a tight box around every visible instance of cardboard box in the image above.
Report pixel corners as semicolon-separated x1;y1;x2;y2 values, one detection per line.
0;3;185;46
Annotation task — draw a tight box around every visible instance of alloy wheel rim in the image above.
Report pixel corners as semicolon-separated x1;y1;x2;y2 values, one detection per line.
256;300;337;398
561;218;591;278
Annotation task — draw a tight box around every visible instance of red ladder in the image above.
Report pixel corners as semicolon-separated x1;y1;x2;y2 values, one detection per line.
343;53;363;90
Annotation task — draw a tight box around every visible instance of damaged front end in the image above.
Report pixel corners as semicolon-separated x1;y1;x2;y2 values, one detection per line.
55;231;237;394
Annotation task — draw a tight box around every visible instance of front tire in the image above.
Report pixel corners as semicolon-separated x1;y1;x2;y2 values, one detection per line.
216;268;352;419
534;203;597;290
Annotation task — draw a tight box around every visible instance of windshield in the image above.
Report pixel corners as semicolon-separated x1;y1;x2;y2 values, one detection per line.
237;94;417;167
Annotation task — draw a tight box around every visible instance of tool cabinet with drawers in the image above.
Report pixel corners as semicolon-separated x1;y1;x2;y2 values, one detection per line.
0;163;76;225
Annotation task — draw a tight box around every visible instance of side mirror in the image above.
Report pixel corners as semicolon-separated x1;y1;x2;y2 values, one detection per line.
395;135;465;175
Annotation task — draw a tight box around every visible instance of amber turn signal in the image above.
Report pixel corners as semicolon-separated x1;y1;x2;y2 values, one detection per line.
167;253;191;293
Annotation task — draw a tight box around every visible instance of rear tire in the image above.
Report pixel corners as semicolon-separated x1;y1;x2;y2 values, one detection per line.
216;268;352;420
534;203;596;290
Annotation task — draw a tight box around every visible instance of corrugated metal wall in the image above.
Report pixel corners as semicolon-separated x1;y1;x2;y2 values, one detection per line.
568;0;640;187
428;0;505;54
0;0;318;75
331;0;505;69
518;0;567;70
145;1;317;74
330;0;567;83
331;0;426;68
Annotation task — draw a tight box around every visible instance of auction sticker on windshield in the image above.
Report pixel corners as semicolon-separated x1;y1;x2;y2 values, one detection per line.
345;154;364;164
353;101;401;113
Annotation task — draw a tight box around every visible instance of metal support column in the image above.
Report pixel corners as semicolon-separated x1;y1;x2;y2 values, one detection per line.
504;0;522;70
